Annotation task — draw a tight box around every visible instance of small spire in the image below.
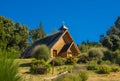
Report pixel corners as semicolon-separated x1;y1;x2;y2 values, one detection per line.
59;21;68;31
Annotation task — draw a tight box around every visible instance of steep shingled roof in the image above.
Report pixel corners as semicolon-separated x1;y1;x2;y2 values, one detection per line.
21;31;63;58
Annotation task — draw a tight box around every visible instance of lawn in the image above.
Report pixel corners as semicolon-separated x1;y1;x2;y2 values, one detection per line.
16;59;120;81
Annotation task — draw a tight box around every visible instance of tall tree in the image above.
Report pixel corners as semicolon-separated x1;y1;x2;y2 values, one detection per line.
0;16;14;49
101;16;120;51
29;22;46;42
115;16;120;29
39;22;46;39
0;16;29;54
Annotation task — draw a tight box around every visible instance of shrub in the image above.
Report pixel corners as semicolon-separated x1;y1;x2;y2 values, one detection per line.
79;71;88;81
67;66;73;73
111;65;120;72
86;61;98;70
78;44;89;53
77;54;88;63
0;50;21;81
97;65;111;74
88;48;103;61
103;50;113;61
32;45;50;61
97;60;111;65
30;59;51;74
53;57;66;66
65;57;77;65
86;65;98;70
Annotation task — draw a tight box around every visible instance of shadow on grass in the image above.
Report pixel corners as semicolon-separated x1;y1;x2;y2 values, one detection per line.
19;63;31;67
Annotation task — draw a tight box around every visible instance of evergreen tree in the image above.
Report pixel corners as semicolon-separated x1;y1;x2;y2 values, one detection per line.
101;16;120;51
39;22;46;39
29;22;46;42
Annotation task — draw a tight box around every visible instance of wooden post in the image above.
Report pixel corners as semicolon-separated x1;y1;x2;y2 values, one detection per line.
52;58;54;75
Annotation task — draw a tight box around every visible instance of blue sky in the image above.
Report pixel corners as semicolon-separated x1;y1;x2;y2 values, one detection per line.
0;0;120;44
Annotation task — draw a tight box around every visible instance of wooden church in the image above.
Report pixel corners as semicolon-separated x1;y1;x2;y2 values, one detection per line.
21;25;80;58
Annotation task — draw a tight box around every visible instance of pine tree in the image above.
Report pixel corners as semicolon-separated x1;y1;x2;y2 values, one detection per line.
39;22;46;39
29;22;46;42
101;16;120;51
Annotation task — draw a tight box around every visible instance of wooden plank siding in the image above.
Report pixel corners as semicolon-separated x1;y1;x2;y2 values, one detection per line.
50;37;66;57
50;30;80;58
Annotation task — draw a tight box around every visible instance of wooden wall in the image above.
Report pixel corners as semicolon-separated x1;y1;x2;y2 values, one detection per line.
59;52;67;57
51;37;65;57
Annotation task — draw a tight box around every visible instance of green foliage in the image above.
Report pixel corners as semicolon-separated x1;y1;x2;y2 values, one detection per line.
14;22;29;52
88;48;104;61
86;61;98;70
0;50;21;81
65;57;77;65
78;44;89;53
57;74;80;81
103;50;113;61
79;71;88;81
103;49;120;64
53;57;66;66
32;45;50;61
101;17;120;51
97;65;111;74
30;59;51;74
78;41;102;53
55;71;88;81
97;60;111;65
67;66;73;73
29;22;46;42
111;65;120;72
0;16;29;57
77;54;88;63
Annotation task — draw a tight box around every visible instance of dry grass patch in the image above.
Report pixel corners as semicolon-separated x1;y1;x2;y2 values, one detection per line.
87;71;120;81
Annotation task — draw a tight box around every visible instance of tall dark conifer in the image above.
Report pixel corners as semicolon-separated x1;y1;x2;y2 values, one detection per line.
101;16;120;51
39;22;46;39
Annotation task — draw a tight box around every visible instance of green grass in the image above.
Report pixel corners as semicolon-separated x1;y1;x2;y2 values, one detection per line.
0;50;21;81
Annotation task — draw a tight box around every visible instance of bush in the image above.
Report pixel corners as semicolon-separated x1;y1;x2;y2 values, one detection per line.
111;65;120;72
0;50;21;81
79;71;88;81
97;60;111;65
88;48;103;61
67;66;73;73
103;50;113;61
53;57;66;66
86;61;98;70
30;59;51;74
86;65;98;70
32;45;50;61
78;44;89;53
65;57;77;65
77;54;88;63
97;65;111;74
